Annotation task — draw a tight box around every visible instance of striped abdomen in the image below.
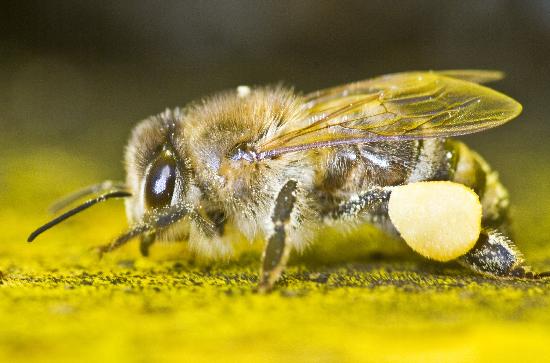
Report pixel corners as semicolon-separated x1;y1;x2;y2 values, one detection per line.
314;139;510;229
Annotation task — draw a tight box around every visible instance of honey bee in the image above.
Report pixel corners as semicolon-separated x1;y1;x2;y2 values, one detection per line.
28;70;549;291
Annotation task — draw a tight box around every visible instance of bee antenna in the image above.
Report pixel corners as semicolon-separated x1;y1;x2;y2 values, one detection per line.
27;191;132;242
48;180;127;214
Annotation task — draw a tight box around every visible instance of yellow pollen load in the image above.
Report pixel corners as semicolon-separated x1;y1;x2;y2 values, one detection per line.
388;181;482;262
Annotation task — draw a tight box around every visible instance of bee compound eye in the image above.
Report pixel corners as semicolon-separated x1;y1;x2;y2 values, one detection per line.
144;150;177;209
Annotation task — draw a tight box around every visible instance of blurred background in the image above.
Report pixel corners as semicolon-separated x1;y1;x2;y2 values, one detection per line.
1;0;550;255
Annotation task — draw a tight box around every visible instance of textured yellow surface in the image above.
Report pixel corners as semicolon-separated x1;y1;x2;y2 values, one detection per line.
1;148;550;363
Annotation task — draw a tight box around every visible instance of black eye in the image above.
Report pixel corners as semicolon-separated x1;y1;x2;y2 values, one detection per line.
145;150;177;209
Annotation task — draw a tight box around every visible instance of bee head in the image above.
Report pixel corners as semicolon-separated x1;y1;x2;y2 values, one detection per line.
124;109;198;227
27;108;211;247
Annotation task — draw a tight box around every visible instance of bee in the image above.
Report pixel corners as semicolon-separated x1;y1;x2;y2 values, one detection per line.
28;70;550;291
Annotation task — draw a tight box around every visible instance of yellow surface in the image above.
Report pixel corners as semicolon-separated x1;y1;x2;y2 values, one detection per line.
389;182;482;261
1;148;550;363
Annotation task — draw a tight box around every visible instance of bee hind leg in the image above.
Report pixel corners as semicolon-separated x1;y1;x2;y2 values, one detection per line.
458;229;550;279
258;180;298;293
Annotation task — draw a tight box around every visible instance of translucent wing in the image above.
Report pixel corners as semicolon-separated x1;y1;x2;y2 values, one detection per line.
434;69;504;84
257;70;521;158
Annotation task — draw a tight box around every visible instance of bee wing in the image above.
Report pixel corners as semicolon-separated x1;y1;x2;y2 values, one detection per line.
257;71;521;157
434;69;504;84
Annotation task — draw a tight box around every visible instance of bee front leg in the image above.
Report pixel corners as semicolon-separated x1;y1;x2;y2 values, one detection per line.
139;231;156;257
139;209;226;257
258;180;298;293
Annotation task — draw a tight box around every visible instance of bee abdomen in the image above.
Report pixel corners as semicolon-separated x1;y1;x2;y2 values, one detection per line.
448;140;510;228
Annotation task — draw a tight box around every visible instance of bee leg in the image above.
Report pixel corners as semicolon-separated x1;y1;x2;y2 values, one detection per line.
258;180;298;293
458;229;549;279
329;188;392;219
205;209;227;237
139;231;156;257
96;204;193;256
137;210;225;257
